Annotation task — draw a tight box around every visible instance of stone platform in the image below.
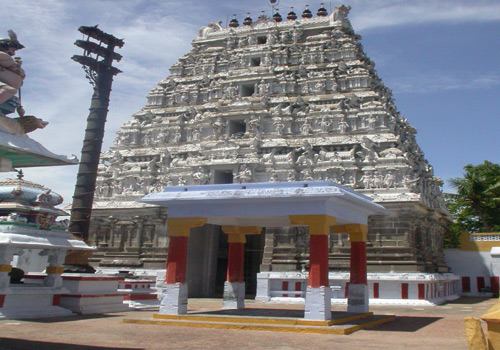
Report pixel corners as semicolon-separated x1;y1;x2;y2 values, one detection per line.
123;307;395;335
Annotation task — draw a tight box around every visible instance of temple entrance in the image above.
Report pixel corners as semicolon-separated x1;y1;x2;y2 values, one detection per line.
213;226;264;297
187;224;264;298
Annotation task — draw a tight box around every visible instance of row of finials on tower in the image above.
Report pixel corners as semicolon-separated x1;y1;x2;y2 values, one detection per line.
229;3;330;28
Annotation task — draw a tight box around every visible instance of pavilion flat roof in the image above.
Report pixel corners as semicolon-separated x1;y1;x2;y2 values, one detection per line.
139;181;388;227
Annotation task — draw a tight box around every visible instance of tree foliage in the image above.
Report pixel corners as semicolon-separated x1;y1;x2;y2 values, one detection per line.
445;161;500;248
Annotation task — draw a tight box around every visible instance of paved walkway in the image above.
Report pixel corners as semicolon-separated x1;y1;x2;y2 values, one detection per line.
0;297;494;350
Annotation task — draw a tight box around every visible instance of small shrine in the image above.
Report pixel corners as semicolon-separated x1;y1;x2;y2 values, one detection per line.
0;29;95;319
0;172;93;319
140;181;387;320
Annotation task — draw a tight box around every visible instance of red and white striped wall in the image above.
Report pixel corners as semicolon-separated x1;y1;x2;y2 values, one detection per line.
257;272;460;305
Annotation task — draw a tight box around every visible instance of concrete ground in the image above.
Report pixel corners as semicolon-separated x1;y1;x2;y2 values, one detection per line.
0;297;494;350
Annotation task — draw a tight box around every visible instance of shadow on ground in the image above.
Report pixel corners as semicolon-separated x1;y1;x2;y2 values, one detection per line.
9;313;123;324
0;338;142;350
369;316;441;332
448;297;494;305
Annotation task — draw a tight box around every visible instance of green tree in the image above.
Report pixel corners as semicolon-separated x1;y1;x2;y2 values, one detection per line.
445;161;500;247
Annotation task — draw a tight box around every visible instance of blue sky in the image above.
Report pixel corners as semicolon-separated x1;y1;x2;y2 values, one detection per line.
0;0;499;206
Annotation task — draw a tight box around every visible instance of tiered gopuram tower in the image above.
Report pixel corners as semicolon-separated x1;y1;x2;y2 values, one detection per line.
89;5;449;297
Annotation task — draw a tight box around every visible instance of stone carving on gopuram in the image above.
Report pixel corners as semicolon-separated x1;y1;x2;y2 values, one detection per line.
89;5;449;294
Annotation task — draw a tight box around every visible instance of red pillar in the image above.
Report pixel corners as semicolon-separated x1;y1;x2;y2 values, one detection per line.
227;242;244;283
166;236;188;284
350;241;367;285
309;234;330;288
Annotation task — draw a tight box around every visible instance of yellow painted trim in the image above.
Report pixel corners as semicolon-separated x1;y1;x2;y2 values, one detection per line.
228;234;246;244
167;217;207;237
151;312;373;326
460;232;500;252
332;224;368;242
123;314;396;335
46;266;64;274
222;226;262;235
0;264;12;273
288;215;336;235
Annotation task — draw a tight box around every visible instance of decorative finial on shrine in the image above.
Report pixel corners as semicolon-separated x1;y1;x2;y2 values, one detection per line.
243;13;253;26
229;15;239;28
302;5;312;19
317;3;328;17
273;10;282;22
287;7;297;20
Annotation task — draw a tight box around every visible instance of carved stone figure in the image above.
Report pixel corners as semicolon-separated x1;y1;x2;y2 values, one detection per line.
300;118;314;135
234;164;253;183
338;116;349;133
272;116;285;135
193;166;210;185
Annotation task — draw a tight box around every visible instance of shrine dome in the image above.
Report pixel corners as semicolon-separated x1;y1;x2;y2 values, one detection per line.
0;176;64;208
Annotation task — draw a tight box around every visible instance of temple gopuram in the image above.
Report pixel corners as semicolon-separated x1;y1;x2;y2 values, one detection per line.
89;5;454;302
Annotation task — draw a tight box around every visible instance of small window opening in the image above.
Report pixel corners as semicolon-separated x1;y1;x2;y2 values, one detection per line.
214;170;234;184
241;84;255;97
250;57;261;67
257;36;267;44
228;120;246;137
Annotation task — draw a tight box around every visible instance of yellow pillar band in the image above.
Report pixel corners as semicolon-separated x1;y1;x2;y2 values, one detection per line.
46;266;64;274
222;226;262;235
167;217;207;237
0;264;12;273
227;234;246;244
332;224;368;242
289;215;336;235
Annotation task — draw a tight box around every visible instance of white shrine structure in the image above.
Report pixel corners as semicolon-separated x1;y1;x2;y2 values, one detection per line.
89;5;457;304
140;181;386;319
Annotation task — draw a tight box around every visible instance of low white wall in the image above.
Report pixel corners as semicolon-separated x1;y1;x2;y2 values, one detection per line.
444;248;498;296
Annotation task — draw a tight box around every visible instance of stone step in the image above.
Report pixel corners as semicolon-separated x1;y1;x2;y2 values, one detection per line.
152;310;373;326
123;312;396;335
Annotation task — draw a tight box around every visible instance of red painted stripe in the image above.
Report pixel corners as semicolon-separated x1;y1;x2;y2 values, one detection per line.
308;235;329;288
0;294;5;308
418;284;425;300
477;277;485;293
401;283;409;299
462;277;471;293
227;242;245;283
52;294;61;306
282;281;289;297
166;236;189;284
491;277;500;294
350;241;367;284
124;294;158;301
61;293;123;298
373;283;379;299
23;275;45;279
295;281;301;297
62;276;124;281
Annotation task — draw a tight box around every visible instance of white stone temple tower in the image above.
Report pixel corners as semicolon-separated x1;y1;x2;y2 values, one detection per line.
89;5;450;298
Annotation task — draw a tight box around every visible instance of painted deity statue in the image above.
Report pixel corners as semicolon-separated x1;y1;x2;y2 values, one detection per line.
0;30;48;136
0;30;24;105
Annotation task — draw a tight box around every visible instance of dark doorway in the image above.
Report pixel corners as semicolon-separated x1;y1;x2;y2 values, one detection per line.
213;170;234;184
214;227;265;298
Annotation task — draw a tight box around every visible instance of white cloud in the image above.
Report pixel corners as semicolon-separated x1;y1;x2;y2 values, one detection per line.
386;71;500;94
346;0;500;31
